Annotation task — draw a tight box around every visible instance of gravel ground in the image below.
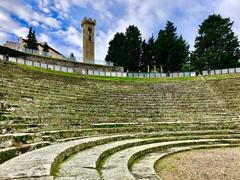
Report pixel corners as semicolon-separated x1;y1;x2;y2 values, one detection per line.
155;147;240;180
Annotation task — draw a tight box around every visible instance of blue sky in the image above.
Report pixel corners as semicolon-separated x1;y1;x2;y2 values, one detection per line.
0;0;240;61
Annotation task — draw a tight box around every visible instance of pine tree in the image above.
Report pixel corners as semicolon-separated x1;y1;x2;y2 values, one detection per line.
105;32;127;68
125;25;142;72
25;27;38;50
70;52;76;61
140;36;155;72
43;43;49;52
140;40;149;72
105;26;142;72
155;21;189;72
191;14;240;71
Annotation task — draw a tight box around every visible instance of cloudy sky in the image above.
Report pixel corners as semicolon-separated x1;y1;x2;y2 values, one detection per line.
0;0;240;62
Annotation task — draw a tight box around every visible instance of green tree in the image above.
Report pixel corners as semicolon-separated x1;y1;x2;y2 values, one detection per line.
105;32;127;68
42;43;49;52
25;27;38;50
70;52;76;61
140;36;155;72
105;25;142;72
155;21;189;72
191;14;240;71
125;25;142;72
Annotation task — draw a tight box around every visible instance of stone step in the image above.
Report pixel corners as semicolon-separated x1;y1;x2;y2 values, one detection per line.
40;129;240;141
0;141;50;164
0;135;136;179
57;135;240;179
101;139;240;180
57;138;143;179
1;131;240;179
131;143;240;180
0;133;36;148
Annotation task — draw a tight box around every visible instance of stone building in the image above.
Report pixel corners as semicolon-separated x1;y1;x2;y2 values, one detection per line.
81;17;96;64
4;37;64;59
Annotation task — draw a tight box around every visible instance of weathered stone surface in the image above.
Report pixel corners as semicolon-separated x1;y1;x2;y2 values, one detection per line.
57;139;143;179
101;139;225;180
131;144;234;180
0;135;123;179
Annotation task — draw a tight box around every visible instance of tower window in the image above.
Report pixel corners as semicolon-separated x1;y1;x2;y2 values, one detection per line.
89;35;92;41
88;27;92;34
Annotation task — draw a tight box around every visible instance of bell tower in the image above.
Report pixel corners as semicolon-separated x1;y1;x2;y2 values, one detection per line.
81;17;96;64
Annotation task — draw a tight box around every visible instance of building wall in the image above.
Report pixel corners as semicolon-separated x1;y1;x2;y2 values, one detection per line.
3;41;18;50
4;37;64;59
37;45;63;59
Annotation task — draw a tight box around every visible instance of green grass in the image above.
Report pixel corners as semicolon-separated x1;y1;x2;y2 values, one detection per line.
204;73;240;80
6;61;240;83
18;63;85;79
16;62;201;83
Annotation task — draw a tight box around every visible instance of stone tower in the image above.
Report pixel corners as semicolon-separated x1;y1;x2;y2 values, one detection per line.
81;17;96;64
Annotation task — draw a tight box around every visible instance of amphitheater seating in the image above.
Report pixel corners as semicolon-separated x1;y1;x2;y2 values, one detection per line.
0;60;240;179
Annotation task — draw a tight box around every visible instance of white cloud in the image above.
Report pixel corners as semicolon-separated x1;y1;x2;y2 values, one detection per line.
214;0;240;36
30;20;40;27
38;33;49;43
0;0;61;29
56;26;82;48
53;0;113;20
38;0;51;14
0;10;28;38
0;32;9;45
1;0;240;62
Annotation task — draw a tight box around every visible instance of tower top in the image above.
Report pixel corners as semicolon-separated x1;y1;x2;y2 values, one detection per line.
81;17;96;27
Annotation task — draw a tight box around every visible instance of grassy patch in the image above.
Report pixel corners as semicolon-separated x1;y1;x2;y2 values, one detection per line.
8;61;240;83
17;63;85;79
83;74;201;83
204;73;240;80
15;63;201;83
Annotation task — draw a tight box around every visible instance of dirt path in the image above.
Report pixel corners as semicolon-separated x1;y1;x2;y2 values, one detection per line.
155;147;240;180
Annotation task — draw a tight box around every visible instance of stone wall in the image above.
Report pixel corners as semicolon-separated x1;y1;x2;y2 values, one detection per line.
24;55;124;73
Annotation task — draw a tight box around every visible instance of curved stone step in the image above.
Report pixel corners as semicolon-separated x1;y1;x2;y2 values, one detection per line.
101;139;240;180
0;133;35;148
47;133;240;179
0;135;131;179
41;129;240;141
57;138;143;179
0;141;50;164
131;144;240;180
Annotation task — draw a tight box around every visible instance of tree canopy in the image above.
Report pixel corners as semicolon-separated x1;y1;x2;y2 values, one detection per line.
140;36;155;72
191;14;240;71
25;27;38;50
105;15;239;73
106;26;142;72
70;52;76;61
42;43;49;52
105;32;127;69
155;21;189;72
